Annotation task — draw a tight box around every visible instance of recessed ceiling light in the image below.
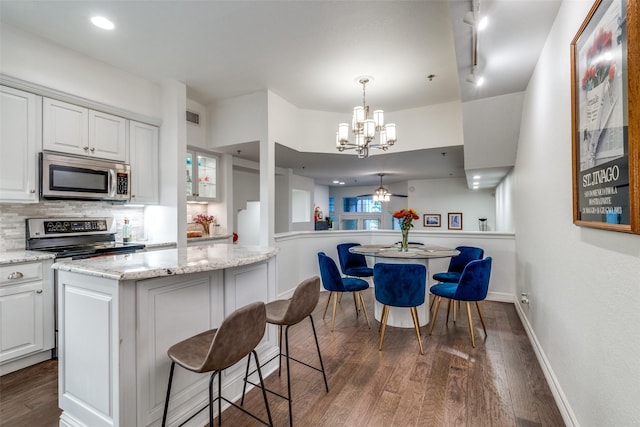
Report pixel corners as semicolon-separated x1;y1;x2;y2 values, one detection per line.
339;182;345;185
333;180;340;184
473;175;481;179
91;16;115;30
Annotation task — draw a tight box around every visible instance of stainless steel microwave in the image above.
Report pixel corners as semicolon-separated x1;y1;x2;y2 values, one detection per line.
40;151;130;202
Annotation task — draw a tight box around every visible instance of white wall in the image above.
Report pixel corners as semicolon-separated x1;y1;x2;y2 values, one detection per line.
186;98;207;148
462;92;524;170
290;174;315;232
0;24;161;119
495;170;515;232
408;177;496;231
512;1;640;426
314;184;330;219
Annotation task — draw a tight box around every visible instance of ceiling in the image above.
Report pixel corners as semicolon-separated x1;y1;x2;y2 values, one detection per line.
0;0;561;189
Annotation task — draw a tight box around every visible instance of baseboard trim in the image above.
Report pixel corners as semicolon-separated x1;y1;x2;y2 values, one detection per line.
514;299;579;427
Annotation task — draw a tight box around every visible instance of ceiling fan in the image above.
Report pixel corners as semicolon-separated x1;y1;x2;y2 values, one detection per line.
358;173;408;201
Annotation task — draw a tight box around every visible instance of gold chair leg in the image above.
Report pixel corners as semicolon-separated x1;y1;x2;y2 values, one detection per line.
454;300;460;323
379;305;389;350
353;293;359;317
323;292;332;320
358;292;371;329
429;293;435;310
331;292;339;332
475;301;487;337
446;299;452;324
429;297;442;335
466;301;475;348
378;304;386;333
410;307;424;355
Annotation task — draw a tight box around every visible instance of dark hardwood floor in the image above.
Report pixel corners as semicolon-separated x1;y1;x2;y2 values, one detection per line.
0;289;564;426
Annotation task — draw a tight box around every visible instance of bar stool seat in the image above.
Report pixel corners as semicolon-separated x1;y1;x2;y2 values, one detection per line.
162;301;272;427
242;276;328;427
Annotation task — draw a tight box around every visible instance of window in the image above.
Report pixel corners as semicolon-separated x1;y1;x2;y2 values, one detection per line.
343;197;382;213
339;197;382;230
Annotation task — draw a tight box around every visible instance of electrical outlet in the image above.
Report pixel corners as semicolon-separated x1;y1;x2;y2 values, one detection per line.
520;292;530;305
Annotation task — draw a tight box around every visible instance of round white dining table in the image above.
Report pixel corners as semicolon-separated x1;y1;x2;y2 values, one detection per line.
350;244;460;328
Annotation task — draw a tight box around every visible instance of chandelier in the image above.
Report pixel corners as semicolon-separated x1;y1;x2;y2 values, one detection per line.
336;77;397;158
373;173;391;202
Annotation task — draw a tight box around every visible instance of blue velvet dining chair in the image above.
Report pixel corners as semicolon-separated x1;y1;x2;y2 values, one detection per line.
432;246;485;284
336;243;374;278
317;252;371;331
373;263;427;355
429;257;492;347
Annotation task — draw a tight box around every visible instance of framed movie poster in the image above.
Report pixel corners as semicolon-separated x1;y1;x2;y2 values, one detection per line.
570;0;639;233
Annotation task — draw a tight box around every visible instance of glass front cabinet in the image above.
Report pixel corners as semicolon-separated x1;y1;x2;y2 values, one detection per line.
186;148;219;201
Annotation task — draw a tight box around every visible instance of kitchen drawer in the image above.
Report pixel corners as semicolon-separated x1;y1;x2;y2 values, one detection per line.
0;262;43;286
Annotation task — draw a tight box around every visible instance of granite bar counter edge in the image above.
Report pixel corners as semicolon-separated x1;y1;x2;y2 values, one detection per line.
51;243;279;281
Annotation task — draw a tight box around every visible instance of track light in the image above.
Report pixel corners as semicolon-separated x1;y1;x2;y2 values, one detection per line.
464;11;488;30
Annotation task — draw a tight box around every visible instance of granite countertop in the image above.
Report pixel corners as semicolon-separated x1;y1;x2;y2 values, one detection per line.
0;250;56;265
187;233;232;243
52;243;278;281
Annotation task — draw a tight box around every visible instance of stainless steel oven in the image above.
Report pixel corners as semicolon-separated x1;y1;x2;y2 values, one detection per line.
40;151;131;202
26;217;146;358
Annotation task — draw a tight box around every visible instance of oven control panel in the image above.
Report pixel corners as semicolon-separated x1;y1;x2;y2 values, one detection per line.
43;219;109;234
26;217;114;238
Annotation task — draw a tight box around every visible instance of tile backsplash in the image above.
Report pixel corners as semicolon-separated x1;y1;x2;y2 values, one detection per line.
0;201;144;251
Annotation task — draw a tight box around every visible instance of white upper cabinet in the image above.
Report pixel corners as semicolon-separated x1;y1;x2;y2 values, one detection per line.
129;121;159;204
0;86;41;203
43;97;127;162
89;110;127;161
186;148;219;201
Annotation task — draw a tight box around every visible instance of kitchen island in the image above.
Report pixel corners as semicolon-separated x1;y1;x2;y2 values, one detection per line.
53;243;278;427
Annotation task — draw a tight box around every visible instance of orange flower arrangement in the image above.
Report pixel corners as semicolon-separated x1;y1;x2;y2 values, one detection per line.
393;208;419;231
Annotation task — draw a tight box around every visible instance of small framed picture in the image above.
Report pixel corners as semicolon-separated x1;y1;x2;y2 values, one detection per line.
448;212;463;230
423;214;441;227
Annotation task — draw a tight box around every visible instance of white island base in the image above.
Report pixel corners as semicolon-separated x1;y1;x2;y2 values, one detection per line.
55;245;278;427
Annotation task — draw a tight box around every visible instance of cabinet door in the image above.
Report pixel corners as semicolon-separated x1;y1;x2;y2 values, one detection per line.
89;110;127;161
129;121;159;204
0;282;44;362
186;149;219;201
0;86;41;203
43;97;88;156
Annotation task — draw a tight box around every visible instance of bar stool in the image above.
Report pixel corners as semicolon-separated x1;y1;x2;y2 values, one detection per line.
242;276;328;427
162;302;272;427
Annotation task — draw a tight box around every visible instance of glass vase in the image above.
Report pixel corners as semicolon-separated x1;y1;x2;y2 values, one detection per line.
400;228;409;252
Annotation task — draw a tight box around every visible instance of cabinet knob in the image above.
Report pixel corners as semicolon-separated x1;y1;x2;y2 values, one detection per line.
36;289;43;294
30;189;36;193
90;147;95;153
83;146;89;151
7;271;24;280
